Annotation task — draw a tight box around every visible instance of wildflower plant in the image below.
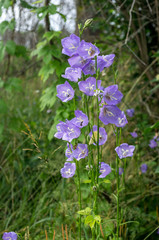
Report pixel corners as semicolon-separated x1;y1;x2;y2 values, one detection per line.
53;21;135;239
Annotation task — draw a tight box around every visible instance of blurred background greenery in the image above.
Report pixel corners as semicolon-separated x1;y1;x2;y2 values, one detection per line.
0;0;159;239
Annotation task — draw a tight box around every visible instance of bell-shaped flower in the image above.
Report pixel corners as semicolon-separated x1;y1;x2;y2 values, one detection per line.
82;60;96;75
54;121;67;139
56;81;74;102
62;67;82;82
115;143;135;159
61;34;80;56
140;163;147;173
103;85;123;105
61;162;76;178
99;162;111;178
149;139;157;148
65;143;74;160
89;125;107;145
62;120;81;142
73;144;88;161
97;54;115;71
78;77;101;96
70;110;89;128
2;232;17;240
99;105;122;126
77;40;100;59
130;132;138;138
126;108;134;117
68;54;91;69
115;111;128;128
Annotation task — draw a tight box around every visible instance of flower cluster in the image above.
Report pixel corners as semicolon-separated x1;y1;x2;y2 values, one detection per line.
149;135;159;148
54;33;135;180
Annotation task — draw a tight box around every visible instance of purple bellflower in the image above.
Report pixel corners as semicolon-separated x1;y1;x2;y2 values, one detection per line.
126;108;134;117
61;34;80;56
115;143;135;159
82;60;96;75
65;143;73;160
97;54;115;72
99;105;122;126
62;67;82;82
73;144;88;161
119;167;124;175
54;121;67;139
115;111;128;128
56;81;74;102
68;54;91;69
78;77;101;96
62;120;81;142
61;162;76;178
140;163;147;173
103;85;123;105
77;40;100;59
89;125;107;145
2;232;17;240
99;162;111;178
70;110;89;128
130;132;138;138
149;139;157;148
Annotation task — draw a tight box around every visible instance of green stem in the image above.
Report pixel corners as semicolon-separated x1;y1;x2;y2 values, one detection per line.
76;160;82;240
116;127;120;240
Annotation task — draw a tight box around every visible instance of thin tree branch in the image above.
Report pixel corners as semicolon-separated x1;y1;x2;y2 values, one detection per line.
125;0;136;44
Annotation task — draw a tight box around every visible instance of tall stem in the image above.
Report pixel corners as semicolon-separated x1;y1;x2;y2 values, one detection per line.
116;127;120;239
76;160;82;240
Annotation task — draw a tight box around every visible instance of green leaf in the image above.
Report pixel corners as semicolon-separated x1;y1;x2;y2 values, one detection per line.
144;121;159;135
82;179;91;184
104;221;114;237
48;4;57;15
20;0;37;9
103;179;111;184
85;215;95;229
6;40;16;55
15;45;27;58
3;0;11;9
78;207;92;216
38;62;55;82
40;85;57;111
56;12;66;22
94;215;101;225
0;21;9;35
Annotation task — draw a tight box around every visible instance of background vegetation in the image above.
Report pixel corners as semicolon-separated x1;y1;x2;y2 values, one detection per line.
0;0;159;239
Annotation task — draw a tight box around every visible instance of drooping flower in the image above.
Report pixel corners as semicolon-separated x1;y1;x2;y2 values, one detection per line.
115;143;135;159
62;67;82;82
70;110;89;128
62;120;81;142
130;132;138;138
99;105;122;126
2;232;17;240
68;54;91;69
140;163;147;173
65;143;74;160
89;125;107;145
77;40;100;59
97;54;115;72
149;139;157;148
115;111;128;128
103;85;123;105
78;77;101;96
61;34;80;56
119;167;124;175
54;121;67;139
56;81;74;102
54;120;81;142
82;60;96;75
99;162;111;178
126;108;134;117
73;144;88;161
61;162;76;178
